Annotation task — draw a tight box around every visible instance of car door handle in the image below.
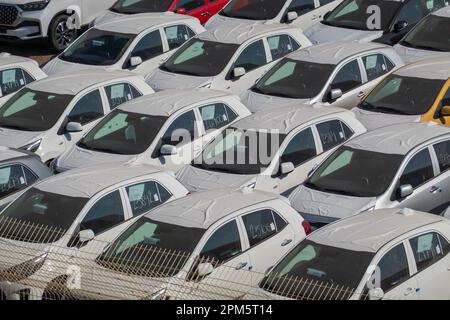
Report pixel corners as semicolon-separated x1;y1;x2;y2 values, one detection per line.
357;91;365;98
281;239;293;247
430;186;441;194
201;11;211;16
235;262;248;270
404;287;415;296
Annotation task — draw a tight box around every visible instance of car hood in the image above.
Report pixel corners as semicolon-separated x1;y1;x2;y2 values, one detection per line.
289;185;376;222
393;44;450;64
176;165;256;192
94;10;125;25
304;23;383;44
146;69;213;92
56;146;136;172
352;108;421;131
240;90;308;113
0;128;43;148
42;58;106;76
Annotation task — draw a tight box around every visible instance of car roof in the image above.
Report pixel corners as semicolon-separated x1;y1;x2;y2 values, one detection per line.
395;57;450;80
287;41;391;65
26;69;139;95
119;88;231;116
433;5;450;17
0;53;36;67
309;208;446;253
346;122;450;155
149;188;283;229
96;12;197;34
199;21;297;44
35;163;166;198
233;104;350;135
0;146;35;162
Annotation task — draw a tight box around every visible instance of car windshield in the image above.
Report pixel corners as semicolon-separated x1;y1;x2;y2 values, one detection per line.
323;0;401;30
193;127;286;175
259;240;374;299
60;29;135;66
221;0;286;20
305;146;404;197
160;39;239;77
0;188;88;243
400;15;450;52
359;75;446;115
97;217;205;277
111;0;173;14
0;89;73;132
77;110;167;155
252;59;335;99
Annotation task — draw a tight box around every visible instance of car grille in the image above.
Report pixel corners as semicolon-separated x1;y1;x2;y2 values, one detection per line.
0;5;18;26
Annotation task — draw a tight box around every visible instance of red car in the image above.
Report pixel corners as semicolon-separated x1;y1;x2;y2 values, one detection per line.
109;0;229;24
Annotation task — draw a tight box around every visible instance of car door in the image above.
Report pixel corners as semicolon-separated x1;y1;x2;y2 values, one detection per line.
127;29;165;75
0;67;35;99
174;0;209;24
238;209;297;284
407;232;450;299
104;82;142;112
395;147;443;214
430;139;450;214
189;219;253;299
359;53;396;99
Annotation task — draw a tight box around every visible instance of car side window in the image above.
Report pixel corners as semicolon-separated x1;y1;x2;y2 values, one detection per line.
175;0;205;11
242;209;287;247
125;181;172;217
164;25;194;50
161;110;197;146
362;54;395;82
131;30;164;62
104;83;135;110
400;149;434;189
316;120;353;152
376;243;410;292
394;0;424;25
433;140;450;173
234;40;267;72
440;87;450;107
68;89;104;125
0;68;33;96
80;191;125;234
423;0;447;13
0;164;37;199
331;60;362;94
281;127;317;167
267;35;299;61
409;232;449;272
200;220;242;264
199;103;238;131
287;0;316;15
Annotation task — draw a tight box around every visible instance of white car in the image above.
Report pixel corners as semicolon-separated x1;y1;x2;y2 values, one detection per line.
0;0;116;50
241;41;404;112
244;208;450;300
64;188;311;300
205;0;343;30
0;53;46;106
0;162;189;300
394;6;450;63
146;21;312;95
53;89;251;173
177;104;367;195
0;69;153;164
43;13;206;76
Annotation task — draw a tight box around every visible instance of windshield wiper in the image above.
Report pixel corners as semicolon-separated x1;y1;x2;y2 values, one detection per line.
371;106;409;115
0;124;24;130
400;40;445;52
76;141;92;150
321;187;358;197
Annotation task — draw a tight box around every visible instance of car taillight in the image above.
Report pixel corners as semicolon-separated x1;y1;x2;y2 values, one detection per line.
301;220;311;235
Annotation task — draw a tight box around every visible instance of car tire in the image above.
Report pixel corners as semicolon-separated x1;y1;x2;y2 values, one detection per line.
48;14;78;52
42;276;74;300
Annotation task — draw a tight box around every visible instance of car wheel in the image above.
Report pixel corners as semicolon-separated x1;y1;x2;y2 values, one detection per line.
42;276;74;300
49;14;78;52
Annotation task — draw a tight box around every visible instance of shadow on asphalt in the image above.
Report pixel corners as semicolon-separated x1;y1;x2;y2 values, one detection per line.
0;38;56;65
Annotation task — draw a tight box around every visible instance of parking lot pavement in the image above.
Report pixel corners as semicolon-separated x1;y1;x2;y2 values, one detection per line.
0;39;56;66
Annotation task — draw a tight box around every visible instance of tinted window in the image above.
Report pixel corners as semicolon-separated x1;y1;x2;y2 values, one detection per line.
433;140;450;173
221;0;286;20
288;0;316;15
164;25;193;50
267;35;298;61
317;120;352;152
281;128;317;167
242;209;278;247
132;30;164;62
125;181;172;217
68;90;104;125
105;83;134;110
409;233;447;272
81;191;125;234
0;164;35;199
111;0;173;13
394;0;424;25
442;87;450;107
199;103;237;131
161;111;197;146
0;68;32;96
235;40;267;72
175;0;205;11
400;149;434;188
331;60;362;94
201;220;242;264
377;244;410;292
362;54;394;82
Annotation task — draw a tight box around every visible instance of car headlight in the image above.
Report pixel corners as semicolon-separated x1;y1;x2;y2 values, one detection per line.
142;288;167;300
361;206;375;213
0;253;48;282
198;82;212;89
19;0;51;11
20;139;42;153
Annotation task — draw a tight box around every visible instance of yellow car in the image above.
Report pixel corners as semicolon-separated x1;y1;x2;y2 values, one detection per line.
353;57;450;131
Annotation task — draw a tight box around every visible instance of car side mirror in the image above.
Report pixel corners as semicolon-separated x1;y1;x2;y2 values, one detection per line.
398;184;413;199
197;262;214;277
160;144;178;156
329;88;343;101
368;288;384;300
78;229;95;243
130;56;143;68
176;8;187;14
233;67;246;79
393;20;408;33
286;11;298;22
440;105;450;117
280;162;295;175
66;122;83;133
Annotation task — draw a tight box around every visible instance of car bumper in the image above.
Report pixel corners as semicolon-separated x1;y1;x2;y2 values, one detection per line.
0;21;42;40
0;5;45;40
0;281;44;300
